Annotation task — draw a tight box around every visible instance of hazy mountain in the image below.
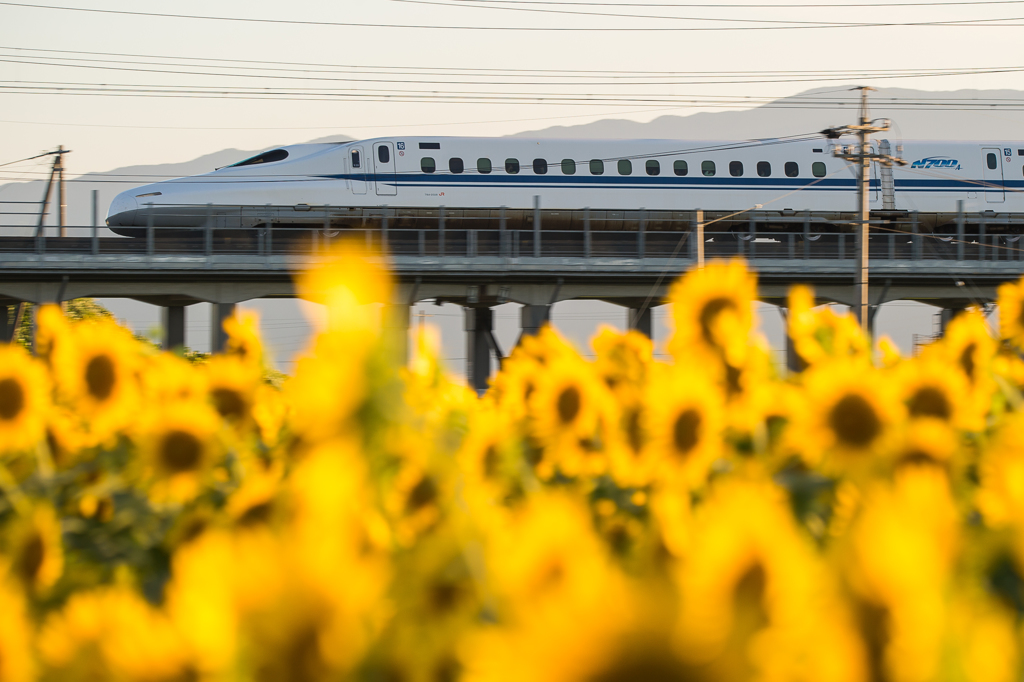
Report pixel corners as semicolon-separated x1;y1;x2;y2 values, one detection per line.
510;87;1024;141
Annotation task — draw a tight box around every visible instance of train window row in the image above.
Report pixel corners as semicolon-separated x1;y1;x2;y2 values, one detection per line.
418;157;827;178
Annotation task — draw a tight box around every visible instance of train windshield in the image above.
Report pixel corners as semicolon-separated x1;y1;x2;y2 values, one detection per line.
229;149;289;167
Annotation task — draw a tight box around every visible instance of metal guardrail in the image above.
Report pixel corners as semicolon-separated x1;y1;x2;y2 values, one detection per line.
4;206;1024;262
0;227;1021;263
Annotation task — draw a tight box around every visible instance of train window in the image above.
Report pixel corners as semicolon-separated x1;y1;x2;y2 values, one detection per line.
419;142;441;150
646;160;660;176
812;161;826;177
505;158;520;174
785;162;799;177
421;157;436;173
350;150;360;169
757;161;771;177
477;158;492;174
562;159;576;175
729;161;743;177
701;161;716;177
231;149;289;167
378;146;390;163
449;157;464;174
673;160;688;176
590;159;605;175
618;159;632;175
987;153;998;170
534;158;548;174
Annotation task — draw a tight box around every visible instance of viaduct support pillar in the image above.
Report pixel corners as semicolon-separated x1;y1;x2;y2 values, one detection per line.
162;305;186;351
939;307;965;336
627;305;652;338
465;306;493;394
383;303;411;365
0;304;11;343
211;303;236;353
520;304;550;338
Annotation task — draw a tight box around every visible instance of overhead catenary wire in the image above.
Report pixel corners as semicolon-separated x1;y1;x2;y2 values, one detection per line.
6;55;1024;87
4;2;1024;31
4;45;1022;79
392;0;1024;25
443;0;1024;8
8;82;1024;108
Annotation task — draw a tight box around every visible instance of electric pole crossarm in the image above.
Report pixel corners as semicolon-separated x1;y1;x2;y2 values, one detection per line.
821;87;905;333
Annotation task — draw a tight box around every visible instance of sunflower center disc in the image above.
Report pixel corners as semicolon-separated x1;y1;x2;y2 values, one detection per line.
160;430;203;473
0;377;25;420
212;387;246;420
85;355;116;402
908;386;952;420
828;394;881;448
673;408;702;455
557;386;581;424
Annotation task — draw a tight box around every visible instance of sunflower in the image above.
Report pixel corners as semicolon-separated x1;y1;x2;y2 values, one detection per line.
674;479;865;682
795;362;902;476
592;326;652;400
977;413;1024;527
0;344;49;456
643;366;725;490
204;355;259;429
843;466;959;682
893;418;958;473
895;353;972;430
296;239;393;335
0;573;33;682
137;400;222;504
527;353;614;479
932;309;996;426
4;503;64;592
226;464;284;529
51;317;140;442
457;405;516;493
139;353;207;406
668;259;757;366
997;275;1024;348
38;586;194;682
223;309;265;369
787;285;870;368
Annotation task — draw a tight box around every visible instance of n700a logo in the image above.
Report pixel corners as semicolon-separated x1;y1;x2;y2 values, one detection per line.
911;157;961;170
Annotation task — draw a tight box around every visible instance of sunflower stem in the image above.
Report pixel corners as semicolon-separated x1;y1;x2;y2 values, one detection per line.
0;462;31;516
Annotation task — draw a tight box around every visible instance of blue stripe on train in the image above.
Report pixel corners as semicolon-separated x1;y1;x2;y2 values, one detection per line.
323;173;1024;191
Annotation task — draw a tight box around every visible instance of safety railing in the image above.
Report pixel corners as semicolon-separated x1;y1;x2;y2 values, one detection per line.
3;205;1023;262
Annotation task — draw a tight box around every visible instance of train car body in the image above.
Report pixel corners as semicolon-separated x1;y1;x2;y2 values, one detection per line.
107;137;1024;234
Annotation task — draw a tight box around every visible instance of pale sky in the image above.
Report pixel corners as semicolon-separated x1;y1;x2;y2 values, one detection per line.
0;0;1019;372
2;0;1024;176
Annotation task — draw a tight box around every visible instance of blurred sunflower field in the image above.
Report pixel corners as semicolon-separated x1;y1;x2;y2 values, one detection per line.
7;244;1024;682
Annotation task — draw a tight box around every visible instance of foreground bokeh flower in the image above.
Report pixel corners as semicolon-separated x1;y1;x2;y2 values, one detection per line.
0;252;1021;681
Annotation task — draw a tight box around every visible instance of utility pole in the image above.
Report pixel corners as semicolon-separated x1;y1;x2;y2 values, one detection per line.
55;145;66;237
34;147;71;238
821;88;905;330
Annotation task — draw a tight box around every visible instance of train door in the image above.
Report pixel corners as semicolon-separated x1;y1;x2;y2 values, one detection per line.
373;142;397;196
982;147;1005;203
350;147;367;195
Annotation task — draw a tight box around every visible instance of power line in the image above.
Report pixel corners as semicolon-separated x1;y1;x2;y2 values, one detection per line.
440;0;1024;7
7;83;1024;109
394;0;1024;24
3;2;1024;31
6;55;1024;87
4;45;1021;79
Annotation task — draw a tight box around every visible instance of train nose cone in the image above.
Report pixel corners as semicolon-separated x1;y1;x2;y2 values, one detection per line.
106;191;138;227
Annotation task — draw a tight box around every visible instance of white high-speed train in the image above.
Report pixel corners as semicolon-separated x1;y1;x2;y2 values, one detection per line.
106;136;1024;234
